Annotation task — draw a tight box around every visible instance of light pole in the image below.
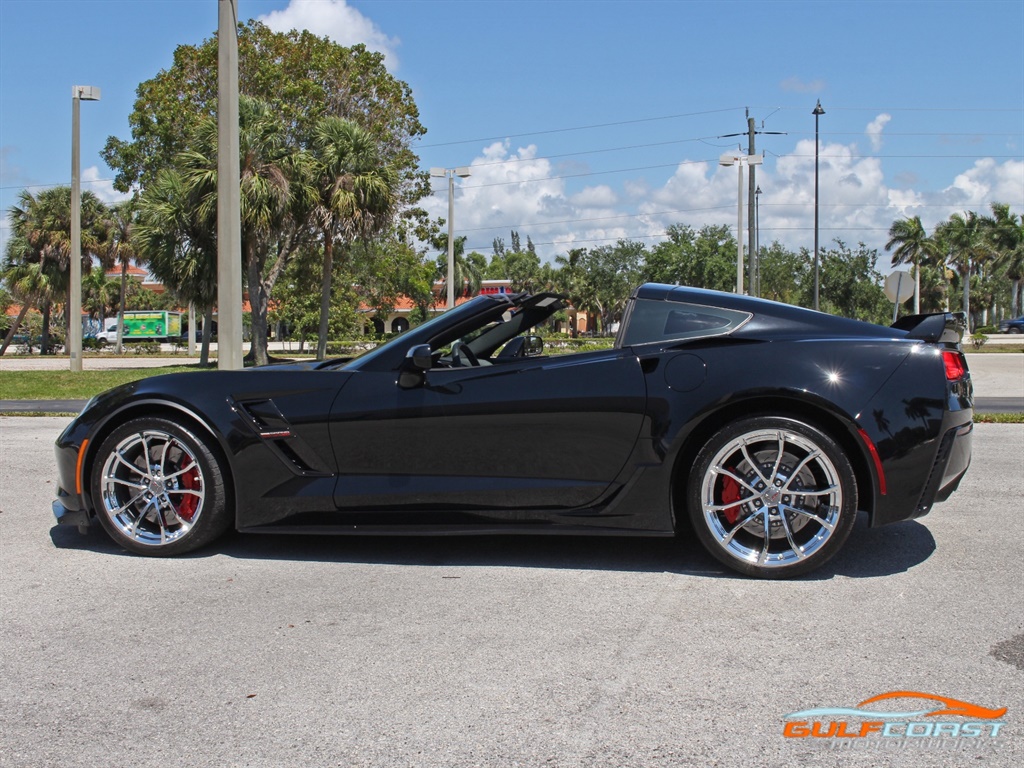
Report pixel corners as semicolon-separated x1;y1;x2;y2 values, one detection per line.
70;85;101;372
430;166;471;309
719;152;763;294
754;185;762;297
813;99;825;311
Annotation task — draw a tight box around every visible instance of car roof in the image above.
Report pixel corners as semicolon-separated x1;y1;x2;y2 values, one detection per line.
630;283;902;341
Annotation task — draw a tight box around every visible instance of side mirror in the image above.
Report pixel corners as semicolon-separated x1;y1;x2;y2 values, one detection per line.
407;344;433;371
399;344;432;388
524;335;544;357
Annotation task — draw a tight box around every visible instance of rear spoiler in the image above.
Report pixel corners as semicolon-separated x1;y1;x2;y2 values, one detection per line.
890;312;967;344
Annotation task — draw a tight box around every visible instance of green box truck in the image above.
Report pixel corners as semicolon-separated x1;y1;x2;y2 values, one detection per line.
95;311;182;345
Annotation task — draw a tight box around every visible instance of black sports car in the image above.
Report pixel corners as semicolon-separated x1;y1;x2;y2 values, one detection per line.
53;284;974;578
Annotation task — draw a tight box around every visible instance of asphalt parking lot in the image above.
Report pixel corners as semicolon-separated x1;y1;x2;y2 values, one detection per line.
1;417;1022;768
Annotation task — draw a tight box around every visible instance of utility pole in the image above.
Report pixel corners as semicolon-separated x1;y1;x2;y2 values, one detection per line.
747;113;757;296
719;111;784;297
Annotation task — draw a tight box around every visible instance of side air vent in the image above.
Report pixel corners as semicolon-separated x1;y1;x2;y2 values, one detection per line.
233;398;330;476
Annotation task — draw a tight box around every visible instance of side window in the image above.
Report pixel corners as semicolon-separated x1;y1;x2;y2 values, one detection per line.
619;299;751;347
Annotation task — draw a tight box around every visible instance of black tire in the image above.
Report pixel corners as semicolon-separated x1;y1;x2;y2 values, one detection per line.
686;416;857;579
90;417;231;556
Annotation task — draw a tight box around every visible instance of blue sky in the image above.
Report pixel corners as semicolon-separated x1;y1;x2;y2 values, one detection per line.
1;0;1022;264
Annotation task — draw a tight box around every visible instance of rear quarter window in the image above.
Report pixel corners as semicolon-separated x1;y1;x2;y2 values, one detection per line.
618;299;751;347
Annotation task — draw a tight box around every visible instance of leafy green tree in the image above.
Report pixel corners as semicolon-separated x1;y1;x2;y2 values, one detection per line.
0;285;11;336
813;240;890;324
103;21;426;198
757;241;809;305
642;224;736;292
270;249;324;350
351;236;435;331
581;240;645;332
103;22;429;361
503;249;542;292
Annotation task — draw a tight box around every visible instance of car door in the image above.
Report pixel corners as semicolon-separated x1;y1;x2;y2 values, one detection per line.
330;347;647;513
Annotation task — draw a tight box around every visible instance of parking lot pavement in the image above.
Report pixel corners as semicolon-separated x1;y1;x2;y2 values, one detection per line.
1;417;1022;768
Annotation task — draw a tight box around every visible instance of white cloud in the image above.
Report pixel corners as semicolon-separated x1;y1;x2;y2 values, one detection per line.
424;142;642;259
258;0;401;70
421;135;1024;268
942;158;1024;211
866;114;892;151
570;185;618;208
82;166;130;205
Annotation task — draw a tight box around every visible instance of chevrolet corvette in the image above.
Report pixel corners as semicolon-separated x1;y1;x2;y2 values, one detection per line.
53;284;973;578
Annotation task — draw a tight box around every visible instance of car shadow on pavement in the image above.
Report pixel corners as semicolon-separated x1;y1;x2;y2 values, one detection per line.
49;512;935;580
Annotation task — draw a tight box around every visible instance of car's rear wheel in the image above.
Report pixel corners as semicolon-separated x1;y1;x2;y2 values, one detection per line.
687;416;857;578
90;417;230;556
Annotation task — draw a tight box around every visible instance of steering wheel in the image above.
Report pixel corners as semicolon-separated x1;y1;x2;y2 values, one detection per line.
450;341;480;367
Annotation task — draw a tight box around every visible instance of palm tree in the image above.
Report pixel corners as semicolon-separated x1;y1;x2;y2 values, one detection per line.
432;235;483;304
2;187;107;353
983;203;1024;318
554;247;591;337
885;215;938;314
175;96;314;366
0;261;53;355
104;199;140;351
135;169;218;363
81;268;119;322
311;117;398;360
937;211;990;330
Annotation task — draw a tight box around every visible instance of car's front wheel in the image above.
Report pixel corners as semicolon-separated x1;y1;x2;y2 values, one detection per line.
90;417;231;555
687;416;857;578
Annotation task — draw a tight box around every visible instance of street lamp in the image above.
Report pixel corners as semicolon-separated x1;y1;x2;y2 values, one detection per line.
70;84;101;372
812;99;825;311
430;166;472;309
719;152;763;294
754;185;762;297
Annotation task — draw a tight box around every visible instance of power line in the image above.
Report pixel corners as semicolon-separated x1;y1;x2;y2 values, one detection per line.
415;108;743;148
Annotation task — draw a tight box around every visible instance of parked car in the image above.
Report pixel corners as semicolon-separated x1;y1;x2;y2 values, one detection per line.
53;284;974;578
997;315;1024;334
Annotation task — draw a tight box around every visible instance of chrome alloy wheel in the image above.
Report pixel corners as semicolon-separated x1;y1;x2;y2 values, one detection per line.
699;427;844;570
97;429;207;547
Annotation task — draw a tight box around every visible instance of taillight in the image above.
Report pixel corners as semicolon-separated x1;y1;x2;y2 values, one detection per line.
942;350;966;381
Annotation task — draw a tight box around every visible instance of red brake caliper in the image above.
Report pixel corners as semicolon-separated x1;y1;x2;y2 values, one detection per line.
176;466;201;521
719;472;743;524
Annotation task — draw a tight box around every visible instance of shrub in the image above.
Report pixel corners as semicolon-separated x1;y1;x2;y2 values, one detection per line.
131;341;163;355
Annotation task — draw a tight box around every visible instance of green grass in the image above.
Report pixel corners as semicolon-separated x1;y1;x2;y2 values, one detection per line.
974;412;1024;424
0;366;211;400
964;345;1024;353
